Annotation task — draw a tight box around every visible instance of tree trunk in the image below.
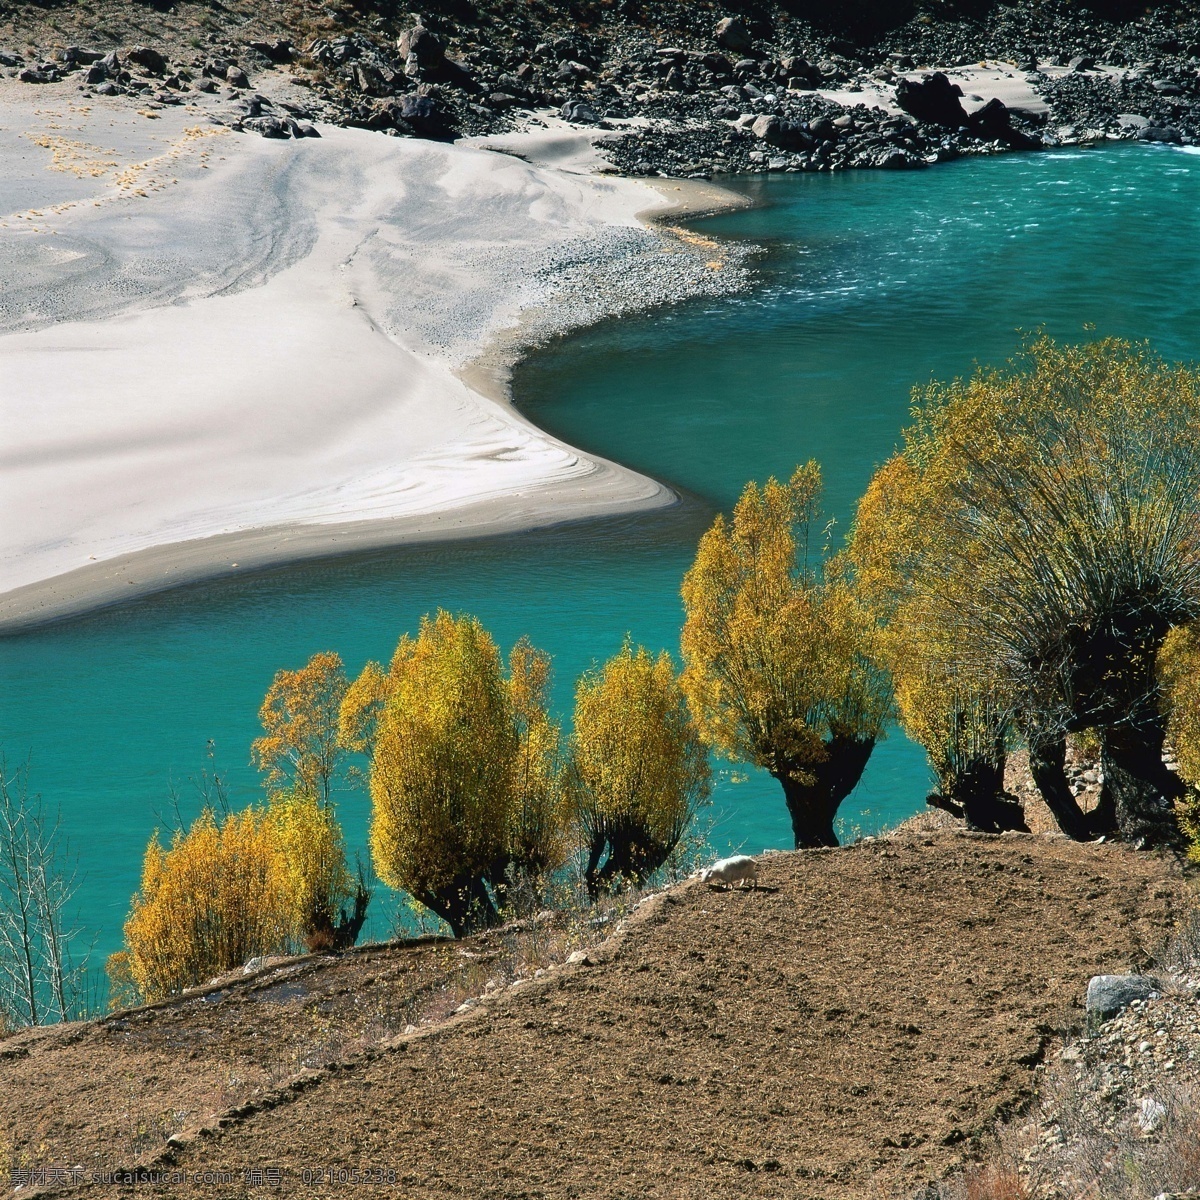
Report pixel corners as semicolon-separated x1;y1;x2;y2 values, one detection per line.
1100;722;1185;848
420;874;499;937
1028;737;1094;841
331;877;371;951
955;756;1028;833
776;734;876;849
584;822;669;898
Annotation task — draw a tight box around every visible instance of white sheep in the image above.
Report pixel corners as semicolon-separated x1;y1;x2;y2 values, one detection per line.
700;854;760;890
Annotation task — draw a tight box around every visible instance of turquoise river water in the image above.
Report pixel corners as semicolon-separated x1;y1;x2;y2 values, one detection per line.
2;141;1199;966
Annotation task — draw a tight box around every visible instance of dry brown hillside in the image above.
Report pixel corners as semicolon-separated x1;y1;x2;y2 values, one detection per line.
1;827;1192;1199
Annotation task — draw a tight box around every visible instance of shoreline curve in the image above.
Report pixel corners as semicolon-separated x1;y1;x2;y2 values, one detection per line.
0;97;750;635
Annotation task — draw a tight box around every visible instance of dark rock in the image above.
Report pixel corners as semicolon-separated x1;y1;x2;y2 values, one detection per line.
226;66;250;88
397;92;454;140
126;46;168;74
194;78;217;93
100;51;120;73
714;17;753;55
1068;54;1095;72
242;115;291;138
971;97;1041;149
0;51;23;68
63;47;103;66
555;60;591;82
398;26;444;68
248;40;294;63
1138;124;1183;143
561;99;600;124
895;72;970;127
94;82;118;96
748;114;814;151
1086;974;1159;1021
85;62;108;84
18;68;55;83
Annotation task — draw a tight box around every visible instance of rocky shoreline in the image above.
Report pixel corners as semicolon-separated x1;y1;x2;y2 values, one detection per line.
3;0;1197;177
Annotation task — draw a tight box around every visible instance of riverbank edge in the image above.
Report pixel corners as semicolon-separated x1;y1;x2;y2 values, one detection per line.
0;171;750;636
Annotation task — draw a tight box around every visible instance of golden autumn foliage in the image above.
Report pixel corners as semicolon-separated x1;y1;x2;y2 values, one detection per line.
1162;625;1200;789
352;612;568;935
269;790;359;947
507;637;570;884
121;806;292;1001
252;651;349;806
851;337;1200;844
680;461;890;848
566;641;710;896
117;790;362;1000
1159;625;1200;859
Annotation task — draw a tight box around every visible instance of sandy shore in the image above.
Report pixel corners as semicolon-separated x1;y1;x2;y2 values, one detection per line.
0;86;747;632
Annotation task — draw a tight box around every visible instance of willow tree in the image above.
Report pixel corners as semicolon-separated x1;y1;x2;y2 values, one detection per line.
681;462;892;848
119;806;292;1001
853;337;1200;845
853;455;1024;832
251;652;368;946
252;651;350;808
567;641;710;897
506;636;569;905
269;790;369;952
344;614;568;935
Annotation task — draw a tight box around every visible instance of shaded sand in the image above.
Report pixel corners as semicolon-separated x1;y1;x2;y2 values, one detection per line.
0;86;744;631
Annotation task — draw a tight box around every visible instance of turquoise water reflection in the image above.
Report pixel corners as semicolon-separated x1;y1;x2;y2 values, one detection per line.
2;143;1198;963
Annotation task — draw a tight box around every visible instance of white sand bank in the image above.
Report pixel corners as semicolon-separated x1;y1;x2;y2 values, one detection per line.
0;87;739;630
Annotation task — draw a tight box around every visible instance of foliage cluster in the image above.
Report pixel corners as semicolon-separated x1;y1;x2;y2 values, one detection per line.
850;337;1200;842
680;461;891;847
347;613;710;933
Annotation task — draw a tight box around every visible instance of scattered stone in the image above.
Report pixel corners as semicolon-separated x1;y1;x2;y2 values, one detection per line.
242;115;290;138
714;16;753;55
1138;124;1183;143
248;40;294;63
561;99;599;124
396;92;453;140
225;66;250;89
566;950;592;966
1087;974;1161;1021
126;46;167;75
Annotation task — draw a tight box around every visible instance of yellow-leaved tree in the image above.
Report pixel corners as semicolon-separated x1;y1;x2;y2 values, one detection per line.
851;337;1200;846
268;789;368;952
680;462;891;848
118;806;291;1001
851;456;1024;832
344;613;568;935
1160;624;1200;857
251;651;349;807
252;651;369;948
566;641;711;897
